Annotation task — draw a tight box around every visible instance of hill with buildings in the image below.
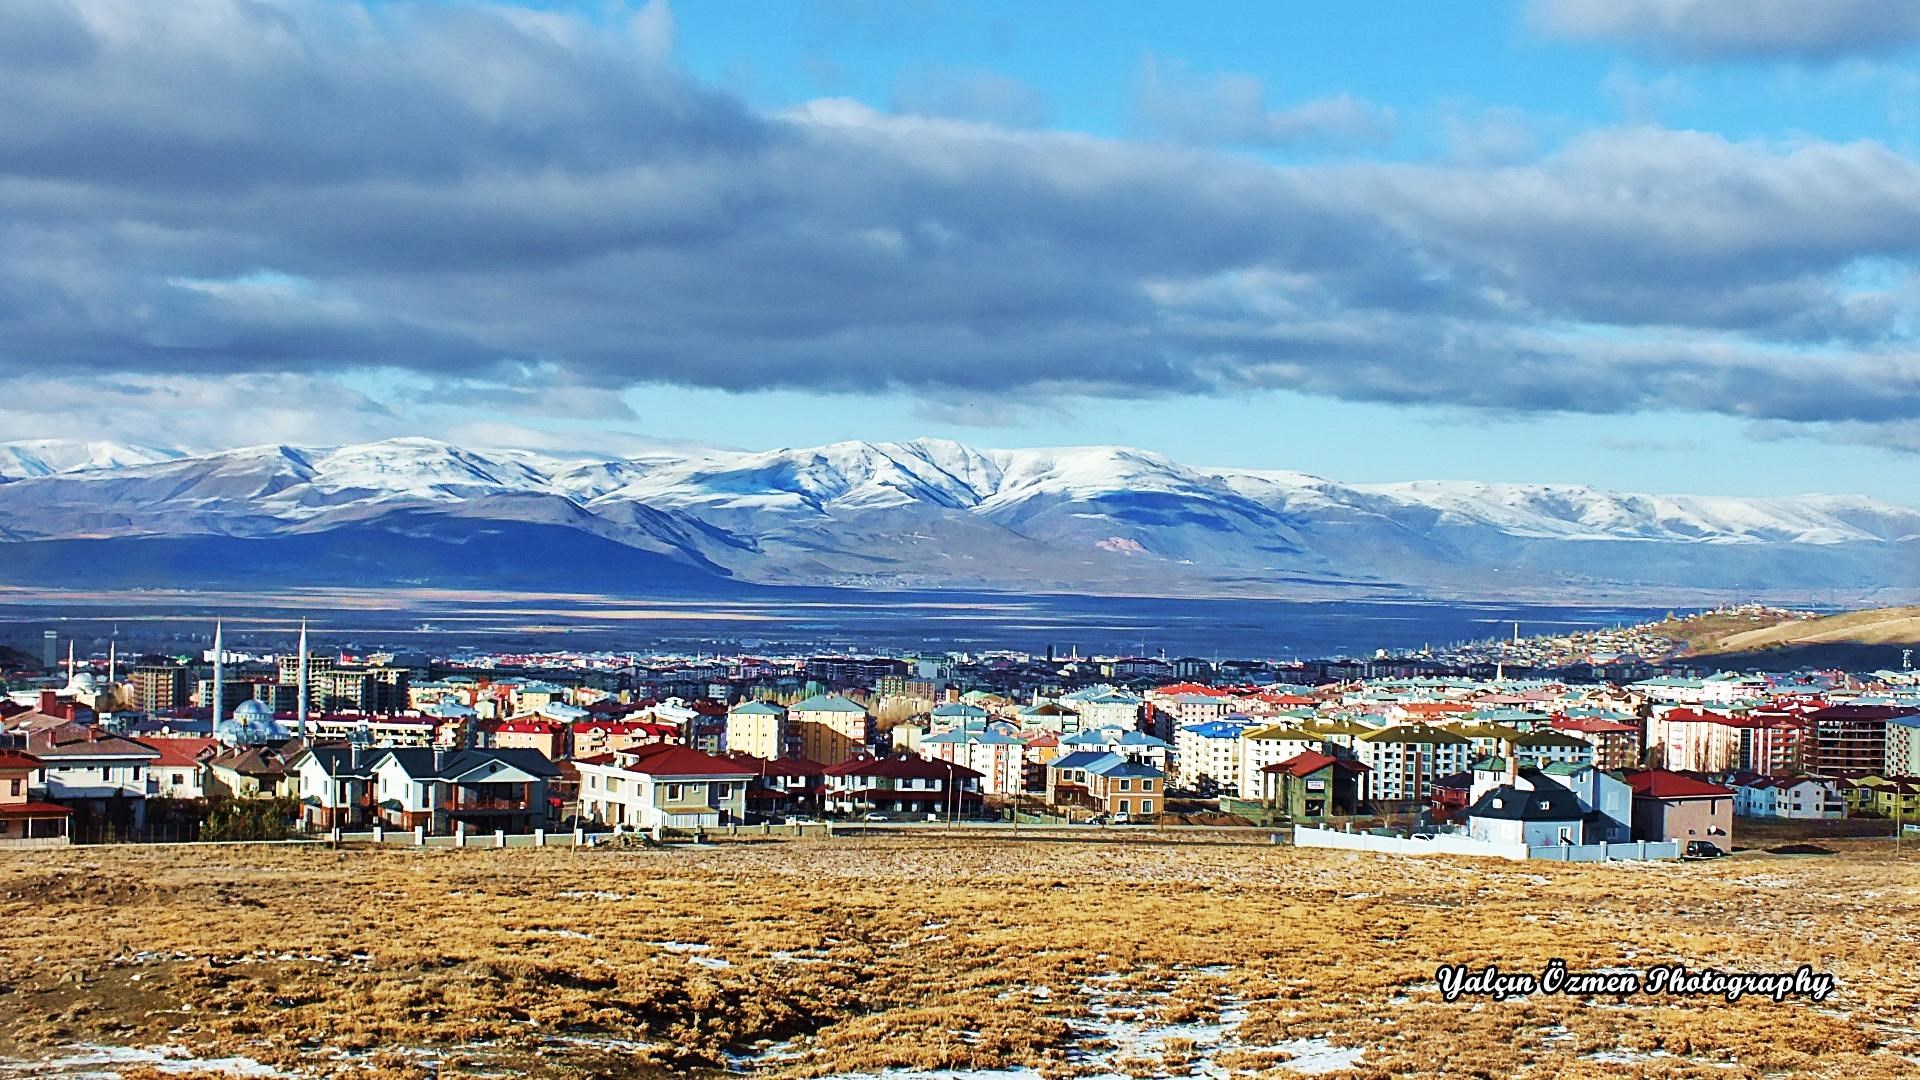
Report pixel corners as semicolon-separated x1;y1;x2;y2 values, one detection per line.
1662;606;1920;671
0;436;1916;603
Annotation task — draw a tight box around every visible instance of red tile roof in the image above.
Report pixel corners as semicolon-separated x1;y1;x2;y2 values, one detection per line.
602;744;755;778
0;802;72;817
139;737;217;768
0;749;43;771
1264;750;1370;777
1621;769;1735;800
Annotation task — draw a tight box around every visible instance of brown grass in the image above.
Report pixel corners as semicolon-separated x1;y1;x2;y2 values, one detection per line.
0;836;1917;1078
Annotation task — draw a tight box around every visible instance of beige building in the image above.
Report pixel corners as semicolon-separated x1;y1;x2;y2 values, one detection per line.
726;701;788;760
787;695;870;765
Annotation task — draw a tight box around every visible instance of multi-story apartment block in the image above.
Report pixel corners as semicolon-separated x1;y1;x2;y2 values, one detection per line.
919;728;1025;796
726;700;789;760
787;695;871;766
1352;724;1472;804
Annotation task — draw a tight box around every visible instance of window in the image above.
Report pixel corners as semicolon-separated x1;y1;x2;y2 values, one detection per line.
7;779;17;797
1141;779;1155;792
1119;799;1131;814
1141;799;1153;814
666;783;684;802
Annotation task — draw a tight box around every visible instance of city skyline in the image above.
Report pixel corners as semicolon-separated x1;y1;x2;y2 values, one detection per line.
5;1;1920;504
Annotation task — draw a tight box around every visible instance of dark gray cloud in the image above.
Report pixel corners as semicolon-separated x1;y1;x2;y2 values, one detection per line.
1532;0;1920;61
4;0;1920;442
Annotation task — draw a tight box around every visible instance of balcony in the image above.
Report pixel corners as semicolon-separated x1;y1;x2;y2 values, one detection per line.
448;783;536;814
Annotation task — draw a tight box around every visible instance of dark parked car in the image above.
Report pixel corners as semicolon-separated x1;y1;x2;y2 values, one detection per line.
1684;840;1725;859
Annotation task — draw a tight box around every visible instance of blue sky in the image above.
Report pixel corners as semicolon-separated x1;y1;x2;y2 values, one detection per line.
6;0;1920;502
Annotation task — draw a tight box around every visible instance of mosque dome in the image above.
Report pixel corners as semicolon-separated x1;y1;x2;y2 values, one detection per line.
233;699;273;723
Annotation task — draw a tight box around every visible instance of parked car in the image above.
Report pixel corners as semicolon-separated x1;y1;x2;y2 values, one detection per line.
860;811;891;822
1684;840;1725;859
1086;813;1110;825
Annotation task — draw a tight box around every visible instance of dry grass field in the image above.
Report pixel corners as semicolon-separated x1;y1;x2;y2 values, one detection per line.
1;835;1918;1079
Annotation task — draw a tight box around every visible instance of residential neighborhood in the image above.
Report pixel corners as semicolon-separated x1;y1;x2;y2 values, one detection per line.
2;619;1917;859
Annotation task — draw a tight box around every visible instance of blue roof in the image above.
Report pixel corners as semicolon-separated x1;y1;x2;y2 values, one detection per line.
1182;720;1251;739
1083;753;1164;779
731;701;785;715
1050;750;1111;771
931;702;989;717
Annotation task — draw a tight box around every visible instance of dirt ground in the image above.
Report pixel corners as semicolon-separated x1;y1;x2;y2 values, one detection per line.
0;834;1916;1078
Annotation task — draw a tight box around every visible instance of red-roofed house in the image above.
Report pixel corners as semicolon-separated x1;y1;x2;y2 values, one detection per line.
142;736;219;799
726;754;826;818
575;743;755;830
1260;750;1368;822
571;720;675;759
0;748;69;846
481;717;567;760
1622;769;1734;848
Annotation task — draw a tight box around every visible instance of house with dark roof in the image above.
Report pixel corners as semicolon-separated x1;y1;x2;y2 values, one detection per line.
363;747;560;835
286;744;377;831
823;755;984;819
1622;768;1735;847
1464;783;1587;847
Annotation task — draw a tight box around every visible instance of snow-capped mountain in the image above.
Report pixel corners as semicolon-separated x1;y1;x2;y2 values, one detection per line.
0;439;184;480
0;435;1914;601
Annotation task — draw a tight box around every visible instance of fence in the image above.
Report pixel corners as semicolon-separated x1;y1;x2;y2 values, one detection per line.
1292;826;1680;863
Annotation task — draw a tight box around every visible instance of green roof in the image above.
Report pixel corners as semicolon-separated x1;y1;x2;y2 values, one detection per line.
789;695;868;714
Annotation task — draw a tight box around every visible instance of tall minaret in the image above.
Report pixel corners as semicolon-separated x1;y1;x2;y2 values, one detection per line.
212;620;226;727
296;619;310;740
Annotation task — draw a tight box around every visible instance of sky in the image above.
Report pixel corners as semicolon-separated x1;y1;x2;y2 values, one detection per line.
5;0;1920;502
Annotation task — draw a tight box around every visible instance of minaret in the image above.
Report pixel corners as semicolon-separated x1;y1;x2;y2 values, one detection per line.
66;640;75;685
212;620;226;727
296;619;310;741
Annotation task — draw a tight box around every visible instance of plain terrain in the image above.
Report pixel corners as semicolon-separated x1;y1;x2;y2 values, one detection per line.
0;835;1916;1078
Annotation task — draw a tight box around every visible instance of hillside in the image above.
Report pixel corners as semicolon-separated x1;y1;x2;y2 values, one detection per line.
1;436;1917;602
1657;605;1920;671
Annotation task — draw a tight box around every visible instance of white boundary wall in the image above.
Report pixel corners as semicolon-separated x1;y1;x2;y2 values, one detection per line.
1292;826;1679;863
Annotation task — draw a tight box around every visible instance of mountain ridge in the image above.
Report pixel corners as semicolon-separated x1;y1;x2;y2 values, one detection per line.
0;435;1915;602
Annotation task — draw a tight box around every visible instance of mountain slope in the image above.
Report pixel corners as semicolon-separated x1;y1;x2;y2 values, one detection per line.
0;436;1915;602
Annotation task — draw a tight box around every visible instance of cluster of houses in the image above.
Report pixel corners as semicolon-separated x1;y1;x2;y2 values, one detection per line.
6;635;1920;852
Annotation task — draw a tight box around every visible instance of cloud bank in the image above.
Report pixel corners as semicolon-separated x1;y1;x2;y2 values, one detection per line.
2;0;1919;452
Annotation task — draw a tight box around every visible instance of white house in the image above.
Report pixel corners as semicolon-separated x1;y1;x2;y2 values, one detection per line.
576;744;754;830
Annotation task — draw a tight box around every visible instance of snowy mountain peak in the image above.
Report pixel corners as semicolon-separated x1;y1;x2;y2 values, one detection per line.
0;439;185;480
